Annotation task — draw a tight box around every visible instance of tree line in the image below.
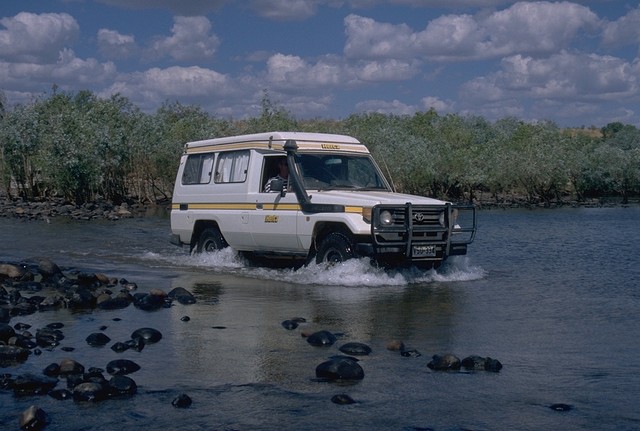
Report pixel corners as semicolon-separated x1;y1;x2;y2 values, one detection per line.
1;89;639;206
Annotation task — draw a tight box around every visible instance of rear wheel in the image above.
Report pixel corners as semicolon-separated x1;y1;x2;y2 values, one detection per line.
196;227;228;253
315;233;354;264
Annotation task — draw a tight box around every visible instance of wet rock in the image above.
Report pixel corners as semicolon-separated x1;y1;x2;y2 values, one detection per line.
110;342;130;353
461;355;503;372
315;356;364;381
1;373;15;389
67;288;96;309
73;381;106;402
0;345;30;364
106;359;141;376
427;353;461;371
131;327;162;344
96;294;131;310
307;330;337;347
386;340;405;351
133;292;165;311
12;373;59;396
0;307;10;323
14;322;32;331
58;358;85;376
43;363;60;377
281;319;298;330
0;263;26;279
172;393;193;408
35;327;64;348
550;403;573;412
34;258;62;279
180;316;190;322
0;322;16;342
331;393;356;405
168;287;197;305
86;332;111;347
339;342;372;356
125;337;145;352
107;375;137;397
400;348;422;358
19;405;48;431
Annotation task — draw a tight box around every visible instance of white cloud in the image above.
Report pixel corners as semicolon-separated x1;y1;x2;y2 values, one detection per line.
602;6;640;47
421;96;454;113
97;29;137;59
0;48;116;92
344;2;601;62
458;51;640;120
146;16;220;62
98;66;239;113
355;98;418;115
0;12;79;63
265;53;348;90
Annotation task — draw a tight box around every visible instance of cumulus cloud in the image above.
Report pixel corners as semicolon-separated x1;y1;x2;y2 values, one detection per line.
0;48;116;92
98;65;239;113
344;2;601;61
355;98;418;115
97;29;137;59
146;16;220;62
602;6;640;47
421;96;454;113
0;12;79;63
458;51;639;121
265;53;348;90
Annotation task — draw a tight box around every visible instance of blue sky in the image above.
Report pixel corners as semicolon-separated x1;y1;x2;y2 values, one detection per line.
1;0;639;127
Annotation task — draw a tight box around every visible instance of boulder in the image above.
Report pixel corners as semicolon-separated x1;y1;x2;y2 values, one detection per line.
315;356;364;381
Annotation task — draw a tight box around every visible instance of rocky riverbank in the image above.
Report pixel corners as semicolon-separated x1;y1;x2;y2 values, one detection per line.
0;195;169;221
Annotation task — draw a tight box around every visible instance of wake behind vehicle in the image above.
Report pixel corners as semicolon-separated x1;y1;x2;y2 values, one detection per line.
170;131;476;269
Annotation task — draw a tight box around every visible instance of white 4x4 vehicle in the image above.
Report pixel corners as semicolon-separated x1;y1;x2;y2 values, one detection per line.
170;132;476;269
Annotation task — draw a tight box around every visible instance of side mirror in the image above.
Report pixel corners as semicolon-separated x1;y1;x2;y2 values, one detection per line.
270;178;286;197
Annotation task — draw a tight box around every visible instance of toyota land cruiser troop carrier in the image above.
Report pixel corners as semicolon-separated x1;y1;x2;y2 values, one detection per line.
170;131;476;269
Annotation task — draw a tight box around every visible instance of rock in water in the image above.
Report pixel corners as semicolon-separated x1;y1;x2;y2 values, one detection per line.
427;353;461;371
315;356;364;381
306;330;337;346
106;359;141;376
338;342;372;356
172;393;193;408
86;332;111;347
131;327;162;344
19;405;48;431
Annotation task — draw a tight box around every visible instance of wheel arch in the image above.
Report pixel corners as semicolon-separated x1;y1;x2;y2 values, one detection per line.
191;219;224;251
311;222;354;254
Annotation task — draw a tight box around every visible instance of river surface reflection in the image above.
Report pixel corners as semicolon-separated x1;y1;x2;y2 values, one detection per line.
1;207;639;430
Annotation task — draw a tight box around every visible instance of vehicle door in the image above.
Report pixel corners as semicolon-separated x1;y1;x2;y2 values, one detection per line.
250;156;302;252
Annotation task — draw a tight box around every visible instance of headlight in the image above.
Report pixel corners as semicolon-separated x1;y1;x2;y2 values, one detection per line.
379;210;393;226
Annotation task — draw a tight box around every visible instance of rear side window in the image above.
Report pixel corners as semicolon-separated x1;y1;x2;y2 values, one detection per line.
215;150;250;183
182;153;214;185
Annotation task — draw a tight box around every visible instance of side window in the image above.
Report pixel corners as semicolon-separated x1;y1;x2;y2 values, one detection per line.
182;153;214;185
214;150;250;183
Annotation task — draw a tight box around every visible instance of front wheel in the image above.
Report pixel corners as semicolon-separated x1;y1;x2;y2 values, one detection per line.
195;227;228;253
315;233;355;264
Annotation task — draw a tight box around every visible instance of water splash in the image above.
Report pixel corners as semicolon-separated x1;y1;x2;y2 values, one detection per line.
142;249;485;287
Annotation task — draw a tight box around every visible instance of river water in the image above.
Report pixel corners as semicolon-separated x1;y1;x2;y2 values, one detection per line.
1;207;639;430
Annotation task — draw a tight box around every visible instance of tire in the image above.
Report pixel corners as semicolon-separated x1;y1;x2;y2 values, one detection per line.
315;233;355;264
195;227;228;253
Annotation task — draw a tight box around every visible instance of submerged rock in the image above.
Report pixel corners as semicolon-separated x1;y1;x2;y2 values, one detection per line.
315;356;364;381
19;405;48;431
167;287;197;305
131;327;162;344
339;342;372;356
172;393;193;408
331;393;357;405
427;353;461;371
106;359;141;376
461;355;503;372
73;381;106;402
307;330;337;347
86;332;111;347
107;375;137;397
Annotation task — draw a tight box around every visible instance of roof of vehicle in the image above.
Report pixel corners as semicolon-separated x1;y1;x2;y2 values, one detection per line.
184;131;369;154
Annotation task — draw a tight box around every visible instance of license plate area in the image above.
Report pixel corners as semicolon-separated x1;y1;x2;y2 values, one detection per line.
412;245;436;257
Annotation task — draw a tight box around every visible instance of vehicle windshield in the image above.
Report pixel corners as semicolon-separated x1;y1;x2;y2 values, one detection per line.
296;153;390;191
